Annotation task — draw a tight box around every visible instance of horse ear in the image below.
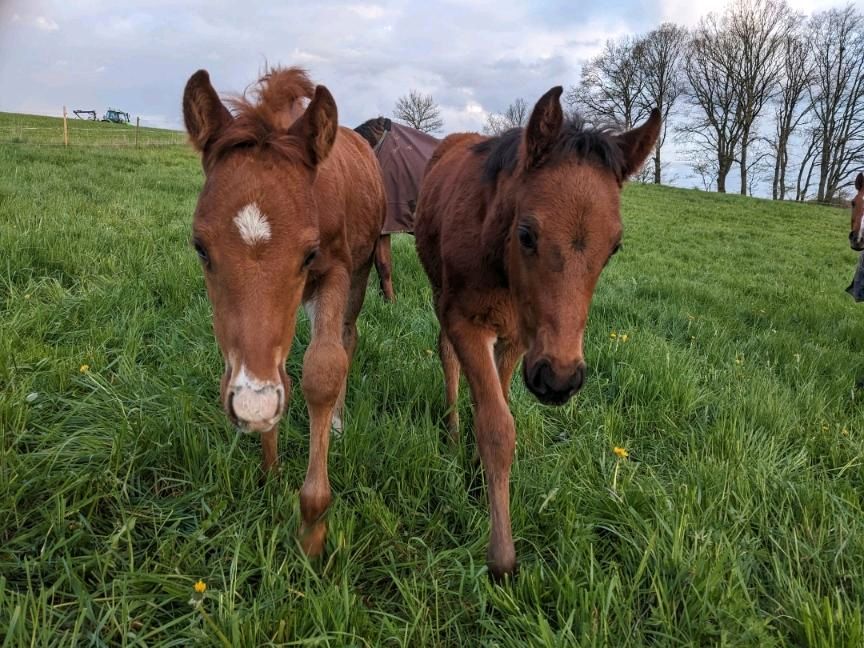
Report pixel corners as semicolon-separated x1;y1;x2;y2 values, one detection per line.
183;69;232;154
615;109;661;178
523;86;564;170
293;85;338;167
856;172;863;191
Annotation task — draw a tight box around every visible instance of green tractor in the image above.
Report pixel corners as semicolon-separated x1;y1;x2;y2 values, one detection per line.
101;108;131;124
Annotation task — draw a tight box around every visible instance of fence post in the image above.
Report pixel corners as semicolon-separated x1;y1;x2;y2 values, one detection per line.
63;106;68;147
135;116;140;148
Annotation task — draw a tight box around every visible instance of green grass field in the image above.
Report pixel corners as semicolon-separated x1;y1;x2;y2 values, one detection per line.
0;112;186;147
2;136;864;646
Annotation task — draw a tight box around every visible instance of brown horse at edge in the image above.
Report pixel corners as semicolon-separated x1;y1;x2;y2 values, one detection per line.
182;67;386;557
849;172;864;250
415;86;661;578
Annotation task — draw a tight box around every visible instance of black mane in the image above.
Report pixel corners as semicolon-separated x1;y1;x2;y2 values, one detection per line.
354;116;391;148
473;118;627;183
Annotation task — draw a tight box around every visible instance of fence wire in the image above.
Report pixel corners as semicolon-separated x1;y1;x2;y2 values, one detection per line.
0;124;187;147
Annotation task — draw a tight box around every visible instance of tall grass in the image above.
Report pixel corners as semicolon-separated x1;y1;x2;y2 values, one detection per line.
1;140;863;646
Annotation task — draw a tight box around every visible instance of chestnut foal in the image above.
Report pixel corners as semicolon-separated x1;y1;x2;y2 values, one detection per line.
183;67;385;556
415;87;660;578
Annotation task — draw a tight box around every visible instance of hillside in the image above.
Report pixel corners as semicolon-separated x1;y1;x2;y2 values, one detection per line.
0;111;186;147
1;141;862;645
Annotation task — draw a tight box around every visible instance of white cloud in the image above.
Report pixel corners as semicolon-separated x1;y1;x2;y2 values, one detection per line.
656;0;728;26
347;3;387;20
657;0;849;26
34;15;59;31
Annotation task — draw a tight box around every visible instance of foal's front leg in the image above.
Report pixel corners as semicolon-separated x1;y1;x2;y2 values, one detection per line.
299;267;350;557
447;315;517;578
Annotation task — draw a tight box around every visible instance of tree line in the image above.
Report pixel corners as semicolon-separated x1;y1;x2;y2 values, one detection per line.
393;1;864;202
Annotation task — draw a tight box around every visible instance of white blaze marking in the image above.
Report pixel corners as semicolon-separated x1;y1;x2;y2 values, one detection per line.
857;215;864;244
232;364;271;391
234;203;271;246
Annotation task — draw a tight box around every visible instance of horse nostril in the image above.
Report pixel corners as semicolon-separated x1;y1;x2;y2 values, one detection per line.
529;360;550;393
569;364;586;393
274;388;284;418
227;390;238;421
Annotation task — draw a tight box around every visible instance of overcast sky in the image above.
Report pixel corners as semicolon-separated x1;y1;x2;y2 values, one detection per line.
0;0;849;195
0;0;845;134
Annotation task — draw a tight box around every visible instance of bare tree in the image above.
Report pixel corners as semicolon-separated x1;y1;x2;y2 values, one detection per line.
567;37;649;129
807;6;864;202
745;136;775;196
771;32;814;200
728;0;799;196
638;23;688;184
689;150;719;190
794;126;821;200
483;98;529;135
393;90;444;133
682;14;744;193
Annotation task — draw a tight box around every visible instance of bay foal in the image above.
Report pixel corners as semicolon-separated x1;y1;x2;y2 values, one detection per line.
415;87;660;578
183;67;385;556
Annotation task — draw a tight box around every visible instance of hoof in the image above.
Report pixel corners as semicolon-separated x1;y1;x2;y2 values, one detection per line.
487;545;517;582
446;416;460;444
300;521;327;558
487;558;518;583
261;457;280;475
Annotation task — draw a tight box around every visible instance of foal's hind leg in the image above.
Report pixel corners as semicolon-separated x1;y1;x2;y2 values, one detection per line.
299;266;350;557
439;329;461;441
495;339;522;405
374;235;395;302
333;260;373;435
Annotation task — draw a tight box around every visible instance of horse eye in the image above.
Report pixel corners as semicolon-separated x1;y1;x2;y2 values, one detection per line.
302;248;318;270
517;225;537;252
193;240;210;268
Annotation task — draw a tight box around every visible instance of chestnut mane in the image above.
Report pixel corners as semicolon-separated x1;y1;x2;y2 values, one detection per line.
209;66;316;164
473;117;628;184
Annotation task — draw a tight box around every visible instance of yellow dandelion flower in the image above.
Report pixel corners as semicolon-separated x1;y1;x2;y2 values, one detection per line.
620;334;629;343
193;580;207;594
79;364;90;374
613;446;629;459
610;331;617;339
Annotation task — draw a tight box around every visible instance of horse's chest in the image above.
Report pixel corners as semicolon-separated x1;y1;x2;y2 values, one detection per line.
465;293;517;339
